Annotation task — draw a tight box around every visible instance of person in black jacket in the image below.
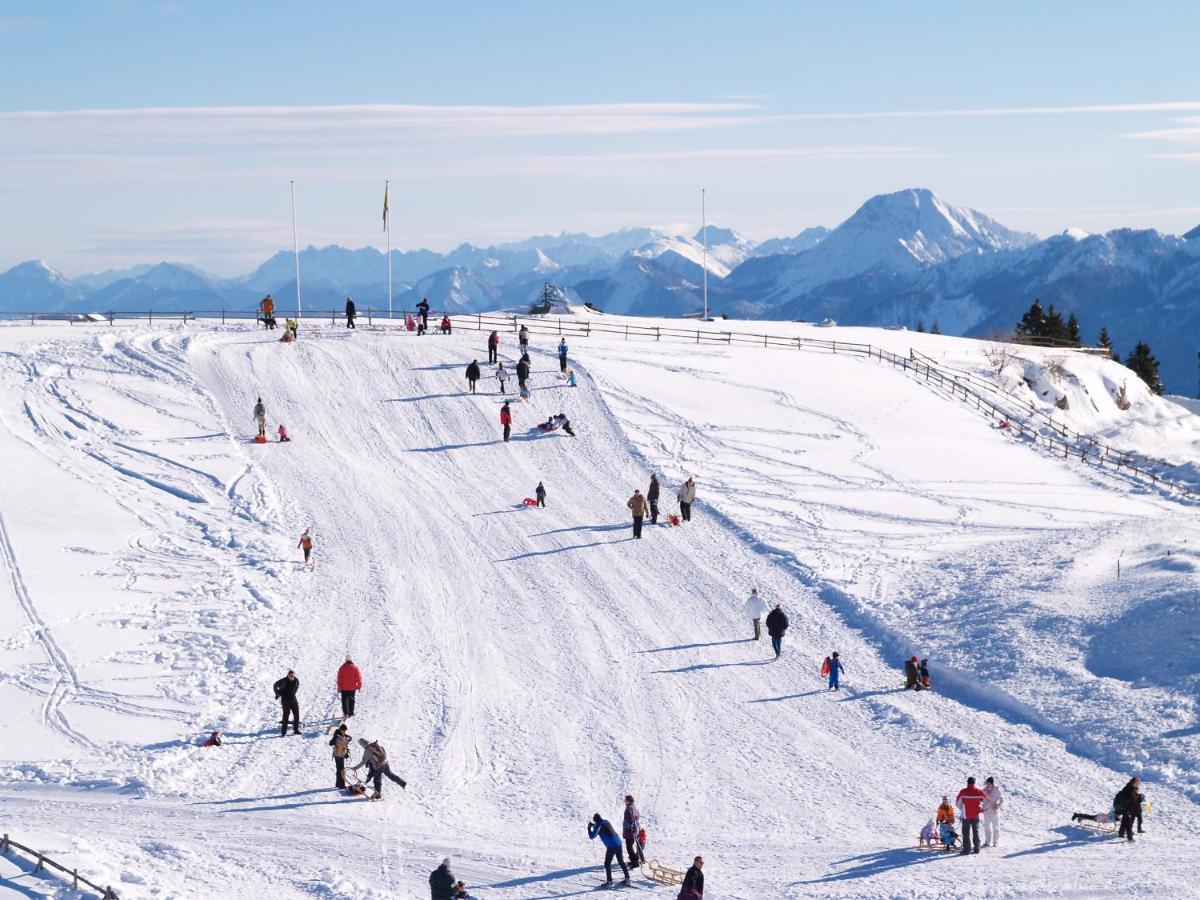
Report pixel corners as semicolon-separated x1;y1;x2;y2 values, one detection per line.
329;723;351;788
765;605;789;658
904;656;923;690
345;297;356;329
1115;777;1142;841
647;474;660;525
516;358;530;391
465;360;481;394
680;856;704;898
429;858;456;900
416;298;430;334
273;670;300;736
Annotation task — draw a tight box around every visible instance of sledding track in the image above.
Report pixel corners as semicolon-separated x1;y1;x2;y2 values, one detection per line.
0;322;1197;898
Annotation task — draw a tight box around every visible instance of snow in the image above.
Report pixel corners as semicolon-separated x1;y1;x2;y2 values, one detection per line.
0;317;1198;898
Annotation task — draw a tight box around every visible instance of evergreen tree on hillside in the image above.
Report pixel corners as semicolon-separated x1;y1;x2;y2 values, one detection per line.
930;319;941;335
1044;304;1068;342
1124;341;1164;395
915;321;926;333
1016;299;1046;337
1097;326;1112;350
1066;312;1081;345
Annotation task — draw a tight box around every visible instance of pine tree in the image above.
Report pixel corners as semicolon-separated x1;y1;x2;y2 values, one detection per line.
915;321;926;333
1097;327;1112;350
930;319;941;335
1066;312;1081;345
1044;304;1068;342
1124;341;1164;395
1016;299;1046;337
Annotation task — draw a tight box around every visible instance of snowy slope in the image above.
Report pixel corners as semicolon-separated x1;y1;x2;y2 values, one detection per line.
0;321;1198;898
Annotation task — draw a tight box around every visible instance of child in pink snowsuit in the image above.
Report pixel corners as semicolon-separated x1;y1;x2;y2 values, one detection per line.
278;425;290;442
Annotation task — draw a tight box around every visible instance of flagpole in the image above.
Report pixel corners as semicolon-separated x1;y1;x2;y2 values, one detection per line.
701;187;708;321
290;180;302;319
385;180;393;319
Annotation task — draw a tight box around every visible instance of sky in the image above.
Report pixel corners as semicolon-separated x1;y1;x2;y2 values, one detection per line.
2;0;1200;277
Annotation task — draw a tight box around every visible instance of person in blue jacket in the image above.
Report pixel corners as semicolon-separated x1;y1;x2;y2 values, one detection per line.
828;651;845;691
557;338;569;373
587;813;630;886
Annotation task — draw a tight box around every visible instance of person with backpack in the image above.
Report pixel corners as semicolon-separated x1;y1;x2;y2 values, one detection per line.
337;655;362;718
742;587;768;640
329;723;351;788
496;362;509;394
297;529;314;570
956;776;988;854
1114;777;1142;841
627;489;649;539
465;360;481;394
253;397;267;438
587;813;629;886
518;324;529;352
273;669;300;736
557;338;568;373
500;401;512;442
904;656;922;690
416;298;430;333
677;477;696;522
622;795;645;868
647;474;661;525
345;297;356;329
516;357;530;391
678;856;704;899
765;604;789;658
430;858;456;900
982;776;1003;847
487;330;499;363
826;651;845;691
535;482;547;508
351;738;408;799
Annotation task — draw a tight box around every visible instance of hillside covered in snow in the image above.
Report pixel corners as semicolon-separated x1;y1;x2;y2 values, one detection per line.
0;314;1198;897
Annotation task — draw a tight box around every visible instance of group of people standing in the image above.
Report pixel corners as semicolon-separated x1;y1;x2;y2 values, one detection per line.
626;475;696;538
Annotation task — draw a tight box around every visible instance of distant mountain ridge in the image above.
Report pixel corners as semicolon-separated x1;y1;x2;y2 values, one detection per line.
3;187;1200;390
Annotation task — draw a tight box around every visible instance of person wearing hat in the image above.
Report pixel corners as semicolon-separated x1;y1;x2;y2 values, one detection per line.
677;476;696;522
646;474;661;525
904;656;922;690
336;655;363;718
329;722;351;788
742;588;768;640
982;776;1003;847
627;489;649;539
429;858;456;900
622;795;645;868
587;813;630;886
273;669;300;736
765;604;789;658
351;738;407;799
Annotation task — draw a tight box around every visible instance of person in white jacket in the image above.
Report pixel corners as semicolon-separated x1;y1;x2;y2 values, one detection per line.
982;776;1003;847
742;588;769;640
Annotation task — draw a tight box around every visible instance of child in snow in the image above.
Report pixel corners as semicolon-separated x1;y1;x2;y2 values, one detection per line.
203;730;222;747
566;369;577;387
519;382;531;401
535;482;546;508
277;424;290;443
826;651;845;691
936;796;959;849
440;315;452;334
919;819;938;848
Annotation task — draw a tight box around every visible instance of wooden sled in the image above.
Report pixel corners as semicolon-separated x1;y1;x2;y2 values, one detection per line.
641;859;683;886
1073;818;1116;834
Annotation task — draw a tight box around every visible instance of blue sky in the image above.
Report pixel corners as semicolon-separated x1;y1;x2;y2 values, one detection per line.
2;0;1199;275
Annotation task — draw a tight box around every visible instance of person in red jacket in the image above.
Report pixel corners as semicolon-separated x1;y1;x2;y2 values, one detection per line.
337;655;363;718
500;401;512;442
955;776;989;855
487;330;500;364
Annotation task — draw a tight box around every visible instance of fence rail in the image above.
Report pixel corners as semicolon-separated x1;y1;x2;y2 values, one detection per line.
1;833;120;898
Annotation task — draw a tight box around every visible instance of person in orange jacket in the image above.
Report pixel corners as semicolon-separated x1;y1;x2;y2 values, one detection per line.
259;295;276;329
337;655;363;718
298;529;314;570
936;796;959;849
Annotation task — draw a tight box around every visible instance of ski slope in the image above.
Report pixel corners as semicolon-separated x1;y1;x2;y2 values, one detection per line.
0;319;1198;898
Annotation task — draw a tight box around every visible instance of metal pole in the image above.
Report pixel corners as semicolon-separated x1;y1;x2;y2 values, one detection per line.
290;180;302;319
701;187;708;321
385;180;393;320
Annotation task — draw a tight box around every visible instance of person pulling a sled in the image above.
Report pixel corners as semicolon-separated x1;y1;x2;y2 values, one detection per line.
1114;777;1143;841
351;738;407;800
587;813;630;887
825;651;845;691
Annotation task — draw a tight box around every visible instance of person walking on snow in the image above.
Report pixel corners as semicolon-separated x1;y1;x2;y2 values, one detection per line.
496;362;509;394
518;324;529;352
647;474;661;525
587;813;630;886
678;857;704;899
677;477;696;522
351;738;407;799
345;297;356;329
765;604;789;658
535;482;547;508
253;397;267;438
416;297;430;333
1115;777;1142;841
982;776;1003;847
827;651;845;691
956;776;988;855
622;795;645;868
337;655;362;718
743;587;768;640
516;357;530;391
465;360;481;394
273;669;300;736
298;529;314;570
430;859;456;900
329;722;351;788
487;330;500;364
557;338;569;373
627;489;649;539
500;401;513;442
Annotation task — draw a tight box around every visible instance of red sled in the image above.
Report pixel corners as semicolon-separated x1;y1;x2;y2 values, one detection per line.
821;657;831;677
667;514;681;527
522;497;538;507
254;435;268;444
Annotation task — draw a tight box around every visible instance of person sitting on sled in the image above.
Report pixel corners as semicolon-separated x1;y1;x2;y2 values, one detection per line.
919;818;938;848
937;796;959;849
277;424;290;442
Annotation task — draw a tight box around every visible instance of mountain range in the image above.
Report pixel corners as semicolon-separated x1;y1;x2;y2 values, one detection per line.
3;187;1199;391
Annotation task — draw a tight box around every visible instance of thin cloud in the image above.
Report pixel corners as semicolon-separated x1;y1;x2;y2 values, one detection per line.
0;16;46;33
782;100;1200;120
